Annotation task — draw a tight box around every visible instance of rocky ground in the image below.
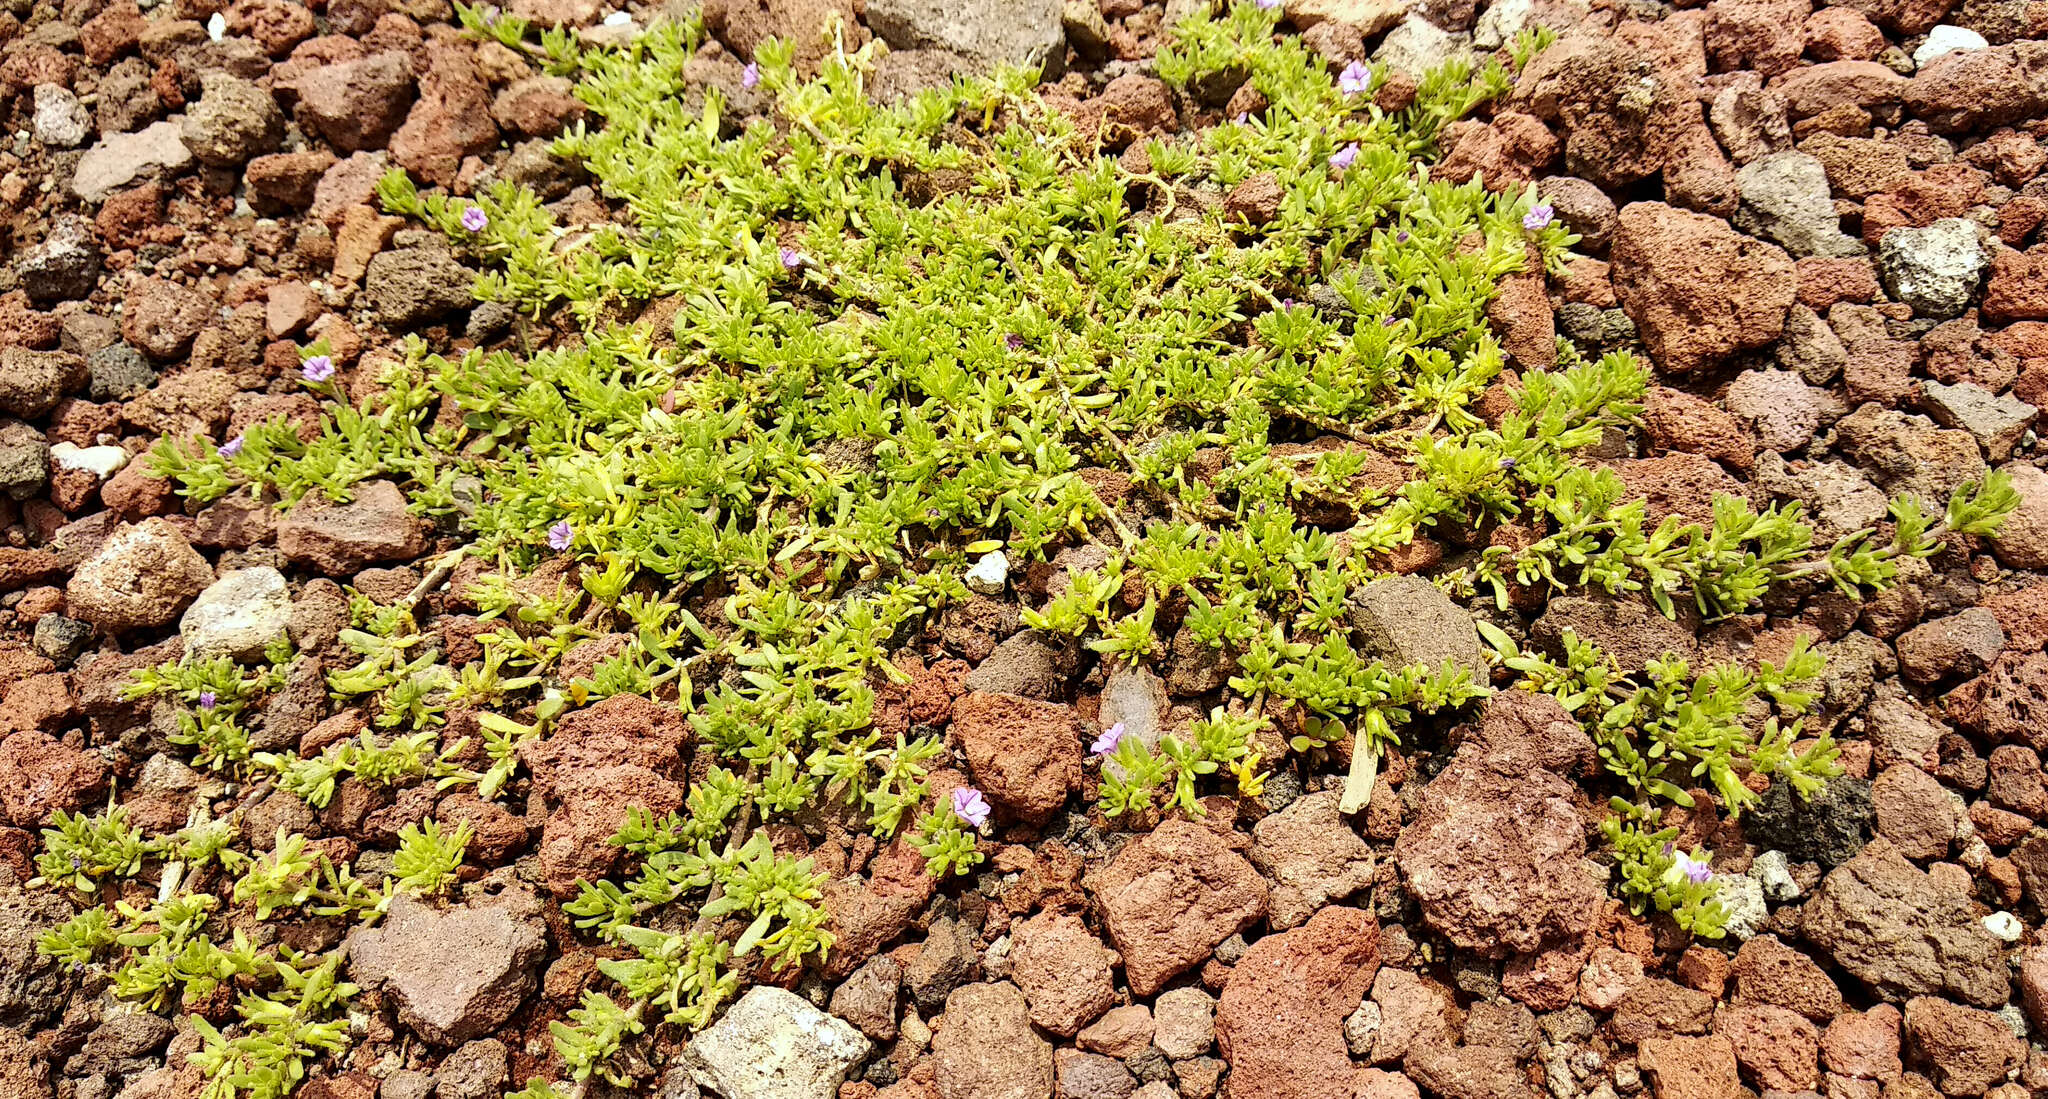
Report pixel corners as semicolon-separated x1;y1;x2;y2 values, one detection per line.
6;1;2048;1099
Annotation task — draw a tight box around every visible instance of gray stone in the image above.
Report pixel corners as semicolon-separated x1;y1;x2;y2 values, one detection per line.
345;891;548;1045
380;1072;435;1099
434;1040;509;1099
1747;776;1871;869
1753;453;1888;541
1717;873;1768;941
179;72;284;166
1921;380;2036;462
180;567;293;661
682;985;871;1099
1734;152;1863;258
31;615;92;665
1774;304;1848;384
1531;592;1695;670
1372;14;1467;76
0;866;76;1028
86;345;157;402
1348;574;1485;679
32;84;90;148
1098;664;1167;753
906;915;976;1013
1343;1000;1383;1057
1876;218;1985;319
865;0;1065;76
363;246;478;327
1750;849;1801;902
963;631;1067;700
17;217;101;305
69;121;195;203
0;420;50;502
1896;607;2004;683
964;550;1009;594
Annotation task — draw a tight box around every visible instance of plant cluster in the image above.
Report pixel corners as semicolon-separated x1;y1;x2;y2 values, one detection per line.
96;0;2017;1094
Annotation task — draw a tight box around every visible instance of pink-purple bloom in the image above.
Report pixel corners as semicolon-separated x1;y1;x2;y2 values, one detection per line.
1091;722;1126;756
219;435;243;459
547;519;573;551
1005;333;1025;351
1338;61;1370;95
1522;203;1554;231
1671;850;1712;885
951;786;991;829
301;355;335;383
1255;0;1280;9
460;205;488;232
1328;143;1360;171
742;61;760;88
198;690;216;710
779;246;803;271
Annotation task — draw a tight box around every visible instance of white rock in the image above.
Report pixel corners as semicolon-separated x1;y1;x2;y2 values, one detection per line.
963;550;1009;595
1914;24;1988;67
1717;874;1769;941
1343;999;1382;1057
206;11;226;40
32;84;90;148
1372;14;1467;77
1984;910;2024;943
1748;849;1801;902
180;567;293;661
683;986;870;1099
49;442;129;478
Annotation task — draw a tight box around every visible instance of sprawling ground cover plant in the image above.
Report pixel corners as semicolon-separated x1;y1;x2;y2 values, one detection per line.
69;2;2015;1095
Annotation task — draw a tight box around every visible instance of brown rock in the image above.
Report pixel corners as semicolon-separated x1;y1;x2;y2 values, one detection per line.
290;52;416;152
1984;247;2048;323
1869;762;1963;859
390;43;499;186
1948;651;2048;753
1248;790;1374;930
1644;386;1754;472
1803;7;1885;61
1639;1035;1742;1099
1822;1005;1903;1081
1732;934;1842;1021
1705;0;1810;77
1224;173;1282;226
121;277;212;361
1009;912;1117;1037
1901;996;2025;1095
932;982;1053;1099
1216;906;1379;1099
1086;819;1267;997
1801;841;2009;1008
276;479;428;575
1403;1043;1536;1099
1905;43;2048;135
1368;967;1460;1064
1716;1001;1818;1091
950;692;1083;824
519;694;691;897
65;517;212;634
1435;112;1559;190
0;731;107;826
1609;452;1748;527
345;890;547;1045
491;75;586;137
1610;201;1796;374
1611;978;1717;1044
1770;60;1906;121
821;837;935;980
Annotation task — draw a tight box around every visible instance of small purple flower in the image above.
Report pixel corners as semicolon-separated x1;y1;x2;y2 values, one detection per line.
1498;456;1518;471
300;355;335;384
460;205;488;233
741;61;760;89
951;786;991;830
779;246;803;271
1091;722;1126;756
1522;203;1554;231
1255;0;1280;9
1233;112;1250;125
1381;315;1400;327
1328;143;1360;171
1671;850;1713;885
198;690;217;710
1005;333;1025;351
547;519;573;551
218;435;243;459
1395;230;1410;244
1338;61;1370;96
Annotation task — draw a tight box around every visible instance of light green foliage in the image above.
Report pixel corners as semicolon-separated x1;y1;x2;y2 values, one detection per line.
1483;624;1835;936
392;817;474;897
120;0;2023;1091
123;639;294;771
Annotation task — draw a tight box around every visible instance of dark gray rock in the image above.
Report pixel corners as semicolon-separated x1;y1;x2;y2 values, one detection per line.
1746;775;1871;868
